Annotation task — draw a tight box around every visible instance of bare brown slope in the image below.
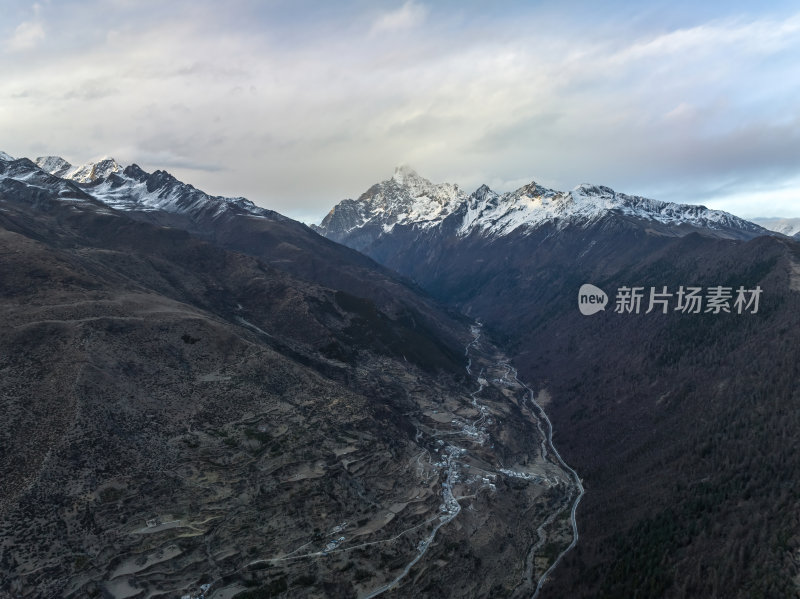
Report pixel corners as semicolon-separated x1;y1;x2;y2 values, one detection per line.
0;178;573;598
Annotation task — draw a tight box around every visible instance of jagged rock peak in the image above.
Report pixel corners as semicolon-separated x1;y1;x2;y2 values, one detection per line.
66;157;124;183
35;156;73;178
474;183;494;194
572;183;617;197
469;183;499;205
515;180;557;199
122;164;149;181
385;164;446;200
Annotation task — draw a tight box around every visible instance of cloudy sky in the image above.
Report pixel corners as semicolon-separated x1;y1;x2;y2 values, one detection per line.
2;0;799;222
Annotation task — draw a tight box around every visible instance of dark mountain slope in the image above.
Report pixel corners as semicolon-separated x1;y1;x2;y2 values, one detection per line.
85;163;455;318
368;228;800;599
0;158;579;598
508;233;800;598
316;169;800;598
381;228;800;598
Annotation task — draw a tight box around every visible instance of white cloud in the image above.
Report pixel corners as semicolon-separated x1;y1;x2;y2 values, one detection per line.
702;178;800;219
1;2;799;221
7;20;45;52
370;1;428;35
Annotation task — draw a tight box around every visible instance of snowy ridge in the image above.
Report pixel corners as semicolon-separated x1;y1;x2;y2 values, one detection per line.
36;155;124;182
89;165;267;218
2;152;280;222
0;156;93;201
318;167;766;241
456;182;763;237
0;151;773;239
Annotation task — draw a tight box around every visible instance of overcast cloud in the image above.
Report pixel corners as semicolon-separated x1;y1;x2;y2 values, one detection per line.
2;0;799;222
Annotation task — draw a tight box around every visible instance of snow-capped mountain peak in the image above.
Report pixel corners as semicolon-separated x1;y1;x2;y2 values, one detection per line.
382;164;462;204
35;156;74;178
317;166;466;242
32;155;122;182
65;157;123;183
318;170;769;246
0;151;14;162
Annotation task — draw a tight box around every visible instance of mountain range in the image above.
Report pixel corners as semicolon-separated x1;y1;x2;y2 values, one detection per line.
0;152;581;599
315;167;800;598
315;165;774;245
2;152;799;598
